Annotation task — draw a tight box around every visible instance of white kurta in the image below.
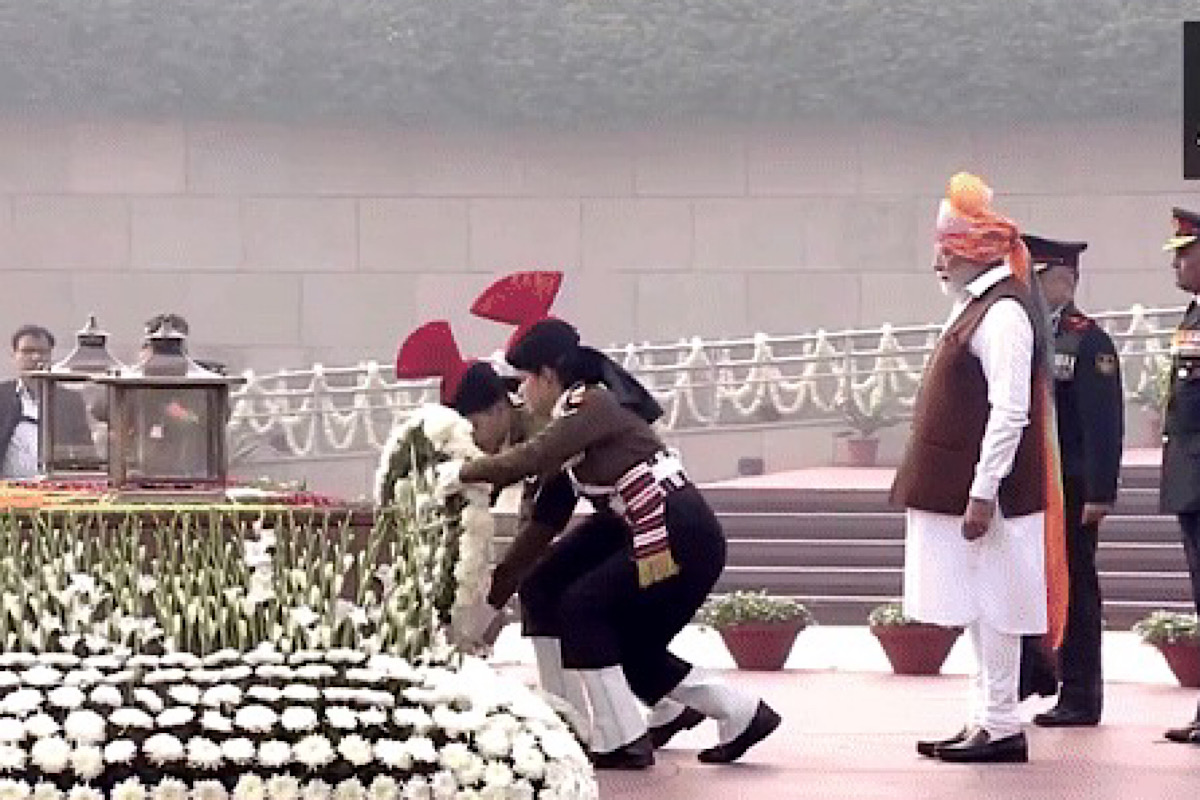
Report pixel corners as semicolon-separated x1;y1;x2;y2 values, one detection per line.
903;267;1048;635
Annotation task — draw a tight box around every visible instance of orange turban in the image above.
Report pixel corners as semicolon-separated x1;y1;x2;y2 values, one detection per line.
935;172;1031;282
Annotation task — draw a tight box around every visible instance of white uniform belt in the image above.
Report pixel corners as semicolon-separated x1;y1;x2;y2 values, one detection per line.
571;450;689;516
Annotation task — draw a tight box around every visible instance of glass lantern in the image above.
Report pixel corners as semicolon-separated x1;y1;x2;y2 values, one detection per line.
23;315;123;480
94;319;244;499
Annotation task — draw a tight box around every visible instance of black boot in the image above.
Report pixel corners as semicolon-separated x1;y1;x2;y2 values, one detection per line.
697;701;781;764
649;706;705;748
916;726;973;758
589;733;655;770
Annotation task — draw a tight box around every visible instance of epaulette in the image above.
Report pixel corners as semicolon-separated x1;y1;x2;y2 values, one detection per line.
1062;312;1095;332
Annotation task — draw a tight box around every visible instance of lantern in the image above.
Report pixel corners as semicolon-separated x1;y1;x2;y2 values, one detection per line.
94;318;244;498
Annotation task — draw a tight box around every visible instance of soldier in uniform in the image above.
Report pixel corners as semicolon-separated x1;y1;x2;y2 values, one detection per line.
1020;234;1124;727
441;273;781;770
1160;207;1200;745
393;320;584;721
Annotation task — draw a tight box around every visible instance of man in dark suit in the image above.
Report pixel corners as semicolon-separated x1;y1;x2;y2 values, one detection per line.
1020;234;1124;727
1161;207;1200;745
0;325;93;479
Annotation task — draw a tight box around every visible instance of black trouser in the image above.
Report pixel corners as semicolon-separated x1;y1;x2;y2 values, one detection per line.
1177;512;1200;723
1056;475;1103;713
518;485;727;704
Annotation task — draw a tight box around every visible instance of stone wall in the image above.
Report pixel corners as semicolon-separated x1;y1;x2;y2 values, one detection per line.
0;117;1194;380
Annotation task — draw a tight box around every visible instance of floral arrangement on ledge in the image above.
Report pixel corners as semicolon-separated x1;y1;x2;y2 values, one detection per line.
694;591;813;629
0;404;598;799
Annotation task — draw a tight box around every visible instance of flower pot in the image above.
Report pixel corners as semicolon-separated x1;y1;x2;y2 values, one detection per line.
717;620;805;671
843;436;880;467
870;623;962;676
1156;641;1200;688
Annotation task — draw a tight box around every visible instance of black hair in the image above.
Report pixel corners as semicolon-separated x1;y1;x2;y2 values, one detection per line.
11;324;54;351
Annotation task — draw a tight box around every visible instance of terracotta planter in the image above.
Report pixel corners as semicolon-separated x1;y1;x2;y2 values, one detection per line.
870;623;962;676
1156;641;1200;688
843;436;880;467
717;620;806;671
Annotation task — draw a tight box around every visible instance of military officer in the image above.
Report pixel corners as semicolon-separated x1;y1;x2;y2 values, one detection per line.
1160;207;1200;745
1020;234;1124;727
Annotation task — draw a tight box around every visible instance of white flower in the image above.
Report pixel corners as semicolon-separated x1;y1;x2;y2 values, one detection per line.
1;689;42;717
265;776;300;800
103;670;136;685
0;656;31;670
201;684;242;708
300;782;330;800
281;684;320;703
66;787;101;800
219;666;252;683
201;710;233;734
156;707;194;728
193;781;228;800
112;778;146;800
293;735;335;769
474;726;511;760
187;670;220;686
104;739;136;765
325;649;366;666
438;743;473;775
408;736;438;764
373;740;411;770
187;737;224;770
29;737;70;774
257;740;291;769
31;783;61;800
69;745;104;780
159;653;200;669
167;684;201;706
62;669;103;688
335;734;372;766
506;781;533;800
125;655;159;670
0;745;26;772
46;687;84;711
0;718;24;744
143;733;185;765
247;686;282;703
109;707;154;730
281;707;319;733
345;669;386;686
392;707;434;732
325;706;358;731
367;777;398;800
23;714;59;739
255;665;293;681
332;780;365;800
20;667;61;689
537;728;577;761
0;675;18;691
143;669;186;685
150;779;188;800
216;737;253;766
400;776;429;800
88;685;123;707
235;705;278;734
429;772;456;800
357;708;387;727
510;742;544;782
287;647;322;664
132;689;164;713
295;665;336;682
63;710;106;744
481;762;512;791
233;776;266;800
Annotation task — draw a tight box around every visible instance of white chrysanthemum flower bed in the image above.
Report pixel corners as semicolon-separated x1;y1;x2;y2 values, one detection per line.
0;648;596;800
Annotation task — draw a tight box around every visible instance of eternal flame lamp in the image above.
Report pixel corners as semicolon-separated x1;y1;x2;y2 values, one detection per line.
94;318;244;499
24;314;123;480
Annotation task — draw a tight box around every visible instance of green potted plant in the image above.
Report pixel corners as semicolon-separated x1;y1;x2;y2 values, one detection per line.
695;590;813;671
834;385;900;467
868;602;963;676
1133;610;1200;688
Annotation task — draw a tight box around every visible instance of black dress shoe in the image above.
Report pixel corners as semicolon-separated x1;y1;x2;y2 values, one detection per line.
697;701;781;764
937;729;1029;763
1164;721;1200;744
589;733;654;770
650;706;705;748
1033;705;1100;728
916;726;972;758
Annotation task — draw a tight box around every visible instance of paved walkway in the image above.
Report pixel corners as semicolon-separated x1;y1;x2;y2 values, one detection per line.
490;625;1200;799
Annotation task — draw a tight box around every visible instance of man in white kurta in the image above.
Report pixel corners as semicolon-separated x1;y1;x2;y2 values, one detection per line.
904;264;1048;741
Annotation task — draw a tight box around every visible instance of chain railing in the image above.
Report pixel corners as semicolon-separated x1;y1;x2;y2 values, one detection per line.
228;304;1184;460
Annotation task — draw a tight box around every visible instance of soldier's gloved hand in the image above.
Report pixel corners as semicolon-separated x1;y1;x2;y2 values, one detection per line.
433;460;464;500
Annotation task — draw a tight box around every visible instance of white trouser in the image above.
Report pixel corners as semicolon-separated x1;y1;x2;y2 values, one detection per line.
967;620;1021;738
531;637;590;730
663;668;757;744
647;696;687;727
579;666;648;753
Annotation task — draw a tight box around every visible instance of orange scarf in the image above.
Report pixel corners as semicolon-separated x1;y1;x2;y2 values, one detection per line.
940;173;1069;648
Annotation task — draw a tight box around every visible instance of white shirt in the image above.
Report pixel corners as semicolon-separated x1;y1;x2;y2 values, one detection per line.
944;266;1034;502
1;382;40;479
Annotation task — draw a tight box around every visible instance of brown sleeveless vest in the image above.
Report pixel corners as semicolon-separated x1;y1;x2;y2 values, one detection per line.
890;277;1048;517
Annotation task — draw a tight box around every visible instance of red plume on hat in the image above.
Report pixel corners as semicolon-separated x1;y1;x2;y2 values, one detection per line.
469;271;564;349
395;321;472;406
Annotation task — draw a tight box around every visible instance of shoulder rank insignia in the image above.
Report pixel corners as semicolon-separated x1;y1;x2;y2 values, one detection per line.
1095;352;1118;376
553;383;589;418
